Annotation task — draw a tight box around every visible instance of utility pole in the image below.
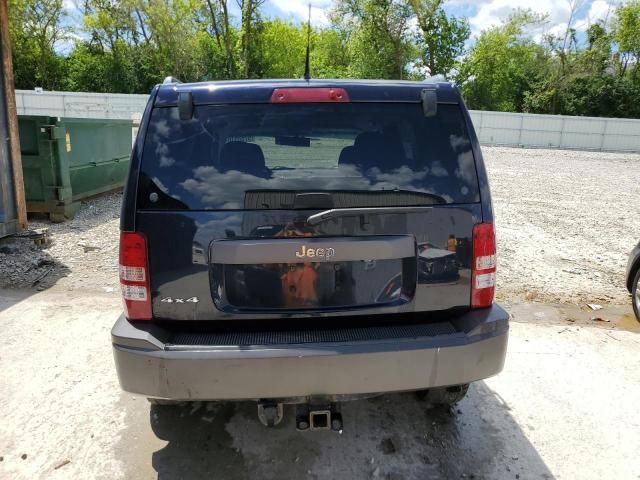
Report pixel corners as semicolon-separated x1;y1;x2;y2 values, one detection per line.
0;0;27;231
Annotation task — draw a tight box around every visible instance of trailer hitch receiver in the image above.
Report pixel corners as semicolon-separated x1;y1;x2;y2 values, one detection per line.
296;404;343;432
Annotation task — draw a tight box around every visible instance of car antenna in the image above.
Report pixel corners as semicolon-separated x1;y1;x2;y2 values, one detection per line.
303;4;311;81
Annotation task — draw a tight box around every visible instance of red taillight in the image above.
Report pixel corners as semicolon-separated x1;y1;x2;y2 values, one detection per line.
119;232;152;320
270;88;350;103
471;223;496;309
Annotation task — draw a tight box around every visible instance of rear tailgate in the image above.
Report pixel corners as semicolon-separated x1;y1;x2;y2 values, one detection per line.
211;235;415;310
136;206;479;321
132;84;483;321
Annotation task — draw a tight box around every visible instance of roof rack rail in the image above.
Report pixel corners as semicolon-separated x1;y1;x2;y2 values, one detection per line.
163;76;182;85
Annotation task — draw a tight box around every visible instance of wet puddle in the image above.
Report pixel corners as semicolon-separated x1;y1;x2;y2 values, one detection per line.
511;303;640;333
614;313;640;332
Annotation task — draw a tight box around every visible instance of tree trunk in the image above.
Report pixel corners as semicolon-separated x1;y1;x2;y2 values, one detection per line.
220;0;235;77
240;0;254;78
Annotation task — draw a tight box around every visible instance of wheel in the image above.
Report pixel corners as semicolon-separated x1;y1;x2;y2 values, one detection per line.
417;384;469;407
632;268;640;322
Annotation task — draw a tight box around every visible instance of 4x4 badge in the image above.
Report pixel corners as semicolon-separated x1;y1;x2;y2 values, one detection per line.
160;297;199;303
295;245;335;260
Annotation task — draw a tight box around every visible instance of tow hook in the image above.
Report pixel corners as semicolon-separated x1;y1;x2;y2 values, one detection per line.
257;401;284;427
296;403;343;432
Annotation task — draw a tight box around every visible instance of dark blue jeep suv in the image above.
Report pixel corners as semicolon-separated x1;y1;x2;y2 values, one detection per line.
112;79;509;429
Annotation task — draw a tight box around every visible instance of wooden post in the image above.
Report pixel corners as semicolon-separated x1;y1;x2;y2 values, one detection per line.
0;0;27;230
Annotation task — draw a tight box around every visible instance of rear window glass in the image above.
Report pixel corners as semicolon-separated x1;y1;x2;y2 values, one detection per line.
137;103;479;210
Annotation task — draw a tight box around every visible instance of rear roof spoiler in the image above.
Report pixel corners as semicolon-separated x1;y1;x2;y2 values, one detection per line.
155;80;457;108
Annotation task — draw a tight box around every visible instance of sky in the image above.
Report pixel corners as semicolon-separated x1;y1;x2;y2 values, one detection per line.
264;0;617;37
61;0;619;47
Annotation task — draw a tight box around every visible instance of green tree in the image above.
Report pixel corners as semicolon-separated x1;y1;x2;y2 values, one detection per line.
614;1;640;78
65;0;139;92
258;20;306;78
7;0;640;119
332;0;414;79
143;0;208;81
583;22;612;74
239;0;264;77
256;20;351;79
203;0;237;78
8;0;69;89
310;29;351;78
459;10;550;112
409;0;469;77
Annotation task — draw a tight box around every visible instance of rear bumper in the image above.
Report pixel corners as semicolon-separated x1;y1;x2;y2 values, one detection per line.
111;305;509;401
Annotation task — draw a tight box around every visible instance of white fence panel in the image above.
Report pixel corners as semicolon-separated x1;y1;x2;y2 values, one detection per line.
602;134;640;151
519;115;563;148
470;110;640;153
15;90;640;153
472;111;520;145
604;119;640;136
16;90;148;120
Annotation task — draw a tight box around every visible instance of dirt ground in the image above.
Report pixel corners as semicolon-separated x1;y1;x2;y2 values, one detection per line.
0;289;638;480
1;146;640;479
485;147;640;305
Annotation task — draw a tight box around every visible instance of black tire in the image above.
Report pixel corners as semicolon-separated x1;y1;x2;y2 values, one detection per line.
632;268;640;322
417;384;469;407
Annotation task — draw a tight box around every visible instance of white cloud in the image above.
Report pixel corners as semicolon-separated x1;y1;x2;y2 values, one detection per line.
574;0;615;31
62;0;77;11
55;32;83;54
268;0;331;26
469;0;571;34
267;0;617;38
466;0;615;39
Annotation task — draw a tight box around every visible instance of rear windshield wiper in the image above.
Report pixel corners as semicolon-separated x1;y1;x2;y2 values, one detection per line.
307;205;443;225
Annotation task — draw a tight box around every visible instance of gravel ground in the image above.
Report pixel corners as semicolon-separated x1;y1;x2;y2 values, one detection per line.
1;291;638;480
1;146;639;304
486;147;640;304
1;147;640;479
0;193;121;292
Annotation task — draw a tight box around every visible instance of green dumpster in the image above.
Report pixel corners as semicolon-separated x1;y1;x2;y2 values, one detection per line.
18;116;133;221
